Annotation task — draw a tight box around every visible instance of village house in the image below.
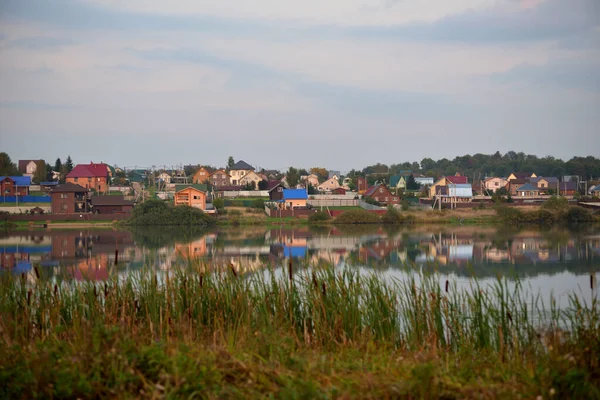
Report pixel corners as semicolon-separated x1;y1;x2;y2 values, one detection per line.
90;195;134;214
239;171;263;188
50;183;89;214
174;187;207;210
357;177;368;194
268;182;286;202
18;160;43;178
436;184;473;203
530;177;559;193
192;167;213;184
300;174;320;188
0;176;31;196
389;176;407;192
429;174;468;198
332;187;347;195
66;162;110;193
317;177;341;192
507;179;528;196
557;181;578;196
483;177;508;193
277;189;308;210
364;183;400;206
516;183;540;197
157;172;172;184
229;160;254;185
208;169;230;187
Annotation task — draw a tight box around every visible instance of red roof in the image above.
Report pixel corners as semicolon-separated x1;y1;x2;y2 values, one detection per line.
446;176;468;184
67;163;109;179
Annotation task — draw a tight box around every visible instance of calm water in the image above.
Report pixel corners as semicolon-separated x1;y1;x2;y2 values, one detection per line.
2;225;599;306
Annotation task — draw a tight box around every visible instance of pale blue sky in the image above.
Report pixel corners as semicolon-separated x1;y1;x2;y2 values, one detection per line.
0;0;598;171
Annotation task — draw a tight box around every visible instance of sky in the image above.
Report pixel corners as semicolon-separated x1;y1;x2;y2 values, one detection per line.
0;0;599;172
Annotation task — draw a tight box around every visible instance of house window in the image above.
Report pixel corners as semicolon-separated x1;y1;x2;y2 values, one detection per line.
61;204;68;210
495;182;499;186
385;197;389;201
379;188;383;193
61;193;68;199
74;178;78;182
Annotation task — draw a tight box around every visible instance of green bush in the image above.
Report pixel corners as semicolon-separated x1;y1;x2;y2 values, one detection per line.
363;197;381;206
212;198;224;212
522;209;555;224
494;205;524;224
333;210;381;224
541;196;569;212
127;199;214;226
308;211;331;223
565;206;593;223
381;206;401;224
251;198;265;209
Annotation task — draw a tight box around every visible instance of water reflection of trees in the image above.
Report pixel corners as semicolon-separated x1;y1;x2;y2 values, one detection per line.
129;227;209;249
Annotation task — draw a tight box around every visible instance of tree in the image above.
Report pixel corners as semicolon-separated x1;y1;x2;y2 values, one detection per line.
307;183;318;195
227;156;235;170
32;161;47;184
45;161;54;182
60;156;74;183
54;158;62;175
286;167;299;188
406;174;420;191
0;152;19;175
310;167;329;183
258;180;268;190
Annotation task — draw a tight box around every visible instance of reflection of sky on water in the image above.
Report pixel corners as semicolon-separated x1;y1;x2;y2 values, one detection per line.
1;226;599;305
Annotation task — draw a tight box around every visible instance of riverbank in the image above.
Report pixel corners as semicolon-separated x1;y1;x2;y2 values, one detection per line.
1;266;598;398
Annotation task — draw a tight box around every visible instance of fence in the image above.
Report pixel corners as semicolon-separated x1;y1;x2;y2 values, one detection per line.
308;199;359;207
358;200;386;210
4;214;130;222
0;196;51;203
221;190;269;198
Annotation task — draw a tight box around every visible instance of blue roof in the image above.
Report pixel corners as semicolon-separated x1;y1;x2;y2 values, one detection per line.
0;176;31;186
40;181;59;186
282;189;307;200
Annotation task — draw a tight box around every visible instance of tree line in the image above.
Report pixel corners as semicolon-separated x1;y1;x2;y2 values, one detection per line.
0;152;74;184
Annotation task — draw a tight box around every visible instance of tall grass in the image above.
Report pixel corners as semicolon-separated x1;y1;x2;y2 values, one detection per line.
1;263;598;398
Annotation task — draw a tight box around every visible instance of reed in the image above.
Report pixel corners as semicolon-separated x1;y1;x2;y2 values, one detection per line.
1;263;598;398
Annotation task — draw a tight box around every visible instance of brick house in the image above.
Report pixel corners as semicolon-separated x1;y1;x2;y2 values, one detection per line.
51;183;89;214
0;176;31;196
66;162;110;193
90;195;134;214
192;167;214;184
208;169;231;187
364;183;400;206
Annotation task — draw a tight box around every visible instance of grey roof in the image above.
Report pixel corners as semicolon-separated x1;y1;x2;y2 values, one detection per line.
530;176;559;183
231;160;254;170
51;183;89;193
91;195;134;206
517;183;538;191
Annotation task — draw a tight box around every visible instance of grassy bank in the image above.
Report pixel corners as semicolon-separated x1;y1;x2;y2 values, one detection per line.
1;265;598;398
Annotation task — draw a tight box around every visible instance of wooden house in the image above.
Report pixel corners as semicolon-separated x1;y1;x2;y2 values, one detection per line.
0;176;31;196
174;187;207;210
90;195;134;214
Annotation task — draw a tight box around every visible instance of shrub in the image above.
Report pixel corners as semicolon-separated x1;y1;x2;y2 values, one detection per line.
212;198;224;212
494;205;523;224
401;200;410;211
565;206;593;224
381;206;401;224
541;196;569;212
308;211;331;223
522;209;555;224
363;197;381;206
127;199;214;226
251;198;265;209
333;210;381;224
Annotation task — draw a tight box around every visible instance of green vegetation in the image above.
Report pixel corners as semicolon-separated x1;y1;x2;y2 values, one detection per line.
126;199;215;226
308;210;331;223
495;197;594;225
333;209;381;224
381;206;416;224
0;266;598;398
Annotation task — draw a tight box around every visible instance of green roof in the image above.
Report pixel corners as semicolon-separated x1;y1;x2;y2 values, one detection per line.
175;184;208;192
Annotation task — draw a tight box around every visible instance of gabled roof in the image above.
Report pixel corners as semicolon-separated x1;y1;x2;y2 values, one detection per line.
67;163;109;179
267;181;285;191
18;160;42;173
530;176;559;184
230;160;254;170
175;184;207;193
389;176;401;187
91;195;134;206
590;185;600;193
282;189;308;200
364;183;390;197
508;179;528;185
446;175;468;184
510;172;534;180
51;183;89;193
209;169;230;177
0;176;31;186
516;183;539;191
